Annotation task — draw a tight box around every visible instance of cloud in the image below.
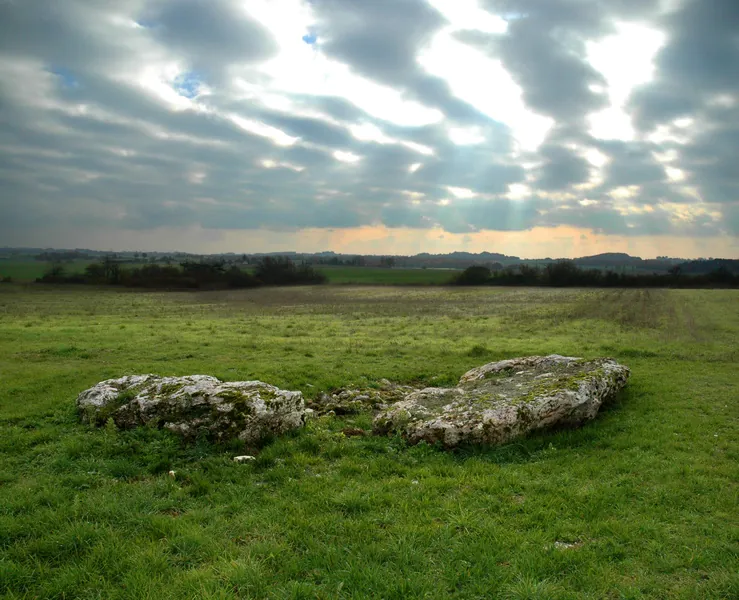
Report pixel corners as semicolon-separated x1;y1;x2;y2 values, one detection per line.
533;145;592;191
141;0;277;73
0;0;736;253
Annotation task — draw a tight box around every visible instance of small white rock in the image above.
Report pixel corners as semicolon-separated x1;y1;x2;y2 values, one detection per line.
554;541;580;550
234;455;256;463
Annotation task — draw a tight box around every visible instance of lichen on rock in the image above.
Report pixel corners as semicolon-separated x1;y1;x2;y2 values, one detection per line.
77;375;305;444
310;379;417;415
373;355;630;448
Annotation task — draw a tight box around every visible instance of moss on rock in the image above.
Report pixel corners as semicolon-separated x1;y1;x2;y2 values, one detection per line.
373;355;630;448
76;375;306;444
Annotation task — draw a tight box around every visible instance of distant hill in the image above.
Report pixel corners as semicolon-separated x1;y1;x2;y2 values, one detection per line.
1;247;736;275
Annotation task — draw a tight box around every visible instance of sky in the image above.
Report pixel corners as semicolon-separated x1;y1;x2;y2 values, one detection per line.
0;0;737;258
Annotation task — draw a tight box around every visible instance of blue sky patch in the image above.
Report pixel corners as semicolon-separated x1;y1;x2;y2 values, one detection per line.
51;66;78;89
302;32;318;45
173;72;202;99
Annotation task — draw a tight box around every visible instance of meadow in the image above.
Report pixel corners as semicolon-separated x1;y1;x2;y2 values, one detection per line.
0;260;460;286
0;285;737;599
0;260;91;282
307;266;459;285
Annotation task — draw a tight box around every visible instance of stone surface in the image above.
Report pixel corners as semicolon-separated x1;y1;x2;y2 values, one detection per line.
310;380;417;415
233;455;256;463
77;375;305;444
373;355;630;448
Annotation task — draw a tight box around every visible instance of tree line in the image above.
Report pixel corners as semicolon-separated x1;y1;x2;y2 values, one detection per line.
37;256;326;289
454;261;739;288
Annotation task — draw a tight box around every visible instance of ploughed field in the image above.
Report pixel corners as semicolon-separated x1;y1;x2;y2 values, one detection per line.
0;285;737;599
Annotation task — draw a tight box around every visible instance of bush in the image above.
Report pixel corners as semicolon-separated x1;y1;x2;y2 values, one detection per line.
453;261;739;288
36;257;325;290
254;257;327;285
224;266;260;289
454;266;492;285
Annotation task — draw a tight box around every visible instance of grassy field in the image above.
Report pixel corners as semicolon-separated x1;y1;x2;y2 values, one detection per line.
0;260;91;281
315;266;459;285
0;285;737;599
0;261;459;285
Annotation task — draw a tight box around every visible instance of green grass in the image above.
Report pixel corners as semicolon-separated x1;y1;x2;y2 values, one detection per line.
0;260;165;282
315;266;460;285
0;260;92;281
0;285;737;599
0;261;459;285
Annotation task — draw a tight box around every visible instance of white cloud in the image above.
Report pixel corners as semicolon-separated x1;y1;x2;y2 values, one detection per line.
228;114;298;146
448;126;485;146
333;150;361;163
587;22;666;141
447;186;476;199
418;31;553;151
426;0;508;34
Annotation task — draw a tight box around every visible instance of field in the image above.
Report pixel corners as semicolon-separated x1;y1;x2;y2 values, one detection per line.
0;260;460;286
313;266;459;285
0;260;91;281
0;285;737;599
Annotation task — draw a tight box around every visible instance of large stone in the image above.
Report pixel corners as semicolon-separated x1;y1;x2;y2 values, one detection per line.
373;355;630;448
77;375;306;444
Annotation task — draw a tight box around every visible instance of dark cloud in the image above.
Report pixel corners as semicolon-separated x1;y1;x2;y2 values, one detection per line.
672;106;739;205
541;200;719;237
378;196;549;234
630;0;739;132
310;0;444;84
457;24;608;125
626;0;739;210
595;141;666;188
140;0;277;75
472;0;663;123
533;145;591;191
309;0;494;126
722;204;739;236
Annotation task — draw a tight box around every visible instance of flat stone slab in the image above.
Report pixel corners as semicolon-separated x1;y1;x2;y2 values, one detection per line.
373;355;630;448
77;375;305;444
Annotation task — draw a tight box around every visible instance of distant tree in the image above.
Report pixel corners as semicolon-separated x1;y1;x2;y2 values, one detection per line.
454;266;492;285
84;263;106;283
545;261;581;286
102;256;122;284
708;266;734;284
255;256;326;285
48;262;66;279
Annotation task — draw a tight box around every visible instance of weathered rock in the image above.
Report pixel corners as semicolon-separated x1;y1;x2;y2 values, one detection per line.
373;355;630;448
77;375;305;444
233;455;256;463
310;381;417;415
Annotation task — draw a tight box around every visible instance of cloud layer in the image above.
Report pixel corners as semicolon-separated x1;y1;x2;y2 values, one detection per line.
0;0;737;254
